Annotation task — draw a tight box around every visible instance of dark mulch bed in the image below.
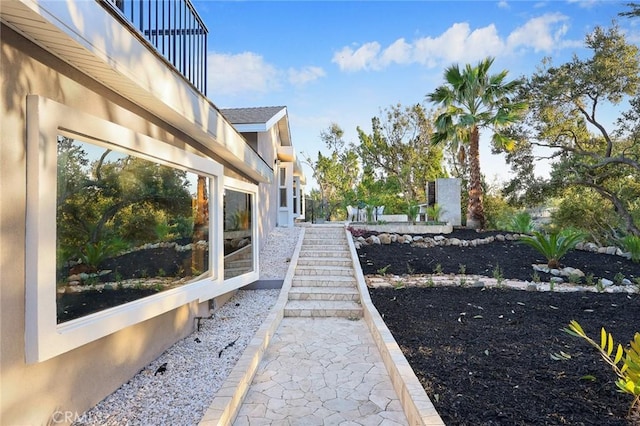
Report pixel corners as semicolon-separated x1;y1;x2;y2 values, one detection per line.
58;243;200;323
57;288;160;323
357;228;640;425
370;286;640;425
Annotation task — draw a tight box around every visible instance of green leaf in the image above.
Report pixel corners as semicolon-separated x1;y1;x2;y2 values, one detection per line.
614;344;624;365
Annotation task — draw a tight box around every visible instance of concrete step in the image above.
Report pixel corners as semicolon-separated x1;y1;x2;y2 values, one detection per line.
299;249;350;258
294;265;354;277
292;275;357;287
302;237;348;247
288;286;360;301
296;257;353;267
284;300;363;318
300;246;349;254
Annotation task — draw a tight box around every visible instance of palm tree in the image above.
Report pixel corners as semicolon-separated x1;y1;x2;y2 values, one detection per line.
427;57;526;229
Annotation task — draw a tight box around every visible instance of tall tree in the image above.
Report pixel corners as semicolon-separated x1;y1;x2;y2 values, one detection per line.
303;123;359;220
356;103;445;204
521;24;640;238
427;57;527;229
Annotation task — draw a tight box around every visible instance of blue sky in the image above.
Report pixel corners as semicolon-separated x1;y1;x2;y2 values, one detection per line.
193;0;639;190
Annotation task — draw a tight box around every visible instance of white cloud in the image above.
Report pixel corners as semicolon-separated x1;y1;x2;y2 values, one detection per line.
332;42;381;72
379;38;413;67
506;13;570;52
333;13;577;72
411;22;504;65
288;66;326;86
207;52;280;96
498;1;510;9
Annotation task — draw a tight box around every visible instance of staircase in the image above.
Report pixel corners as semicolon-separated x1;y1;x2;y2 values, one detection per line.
285;225;362;318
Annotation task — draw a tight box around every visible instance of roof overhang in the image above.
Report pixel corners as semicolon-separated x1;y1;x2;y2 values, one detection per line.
277;146;306;185
1;0;272;183
232;107;292;147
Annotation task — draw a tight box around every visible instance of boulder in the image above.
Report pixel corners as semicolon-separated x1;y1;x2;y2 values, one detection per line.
561;267;584;278
366;235;381;245
379;233;392;245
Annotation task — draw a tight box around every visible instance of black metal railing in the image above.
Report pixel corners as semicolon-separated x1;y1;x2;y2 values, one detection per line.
102;0;208;95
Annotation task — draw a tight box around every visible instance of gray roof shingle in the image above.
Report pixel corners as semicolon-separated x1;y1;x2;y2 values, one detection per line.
220;106;286;125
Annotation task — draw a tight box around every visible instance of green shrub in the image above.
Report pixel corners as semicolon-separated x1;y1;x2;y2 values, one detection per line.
508;211;535;234
519;229;584;269
564;321;640;416
621;235;640;263
426;204;444;222
406;203;419;224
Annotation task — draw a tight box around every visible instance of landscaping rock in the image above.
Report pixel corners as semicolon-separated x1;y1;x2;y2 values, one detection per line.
379;233;392;245
366;235;381;245
601;278;614;287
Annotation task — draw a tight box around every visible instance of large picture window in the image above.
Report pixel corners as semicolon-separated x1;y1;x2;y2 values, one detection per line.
26;96;223;363
56;137;211;323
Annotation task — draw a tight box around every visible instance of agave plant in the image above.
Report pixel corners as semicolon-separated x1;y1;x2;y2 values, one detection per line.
519;229;584;269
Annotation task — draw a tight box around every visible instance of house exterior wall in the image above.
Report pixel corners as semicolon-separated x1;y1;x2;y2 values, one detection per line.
0;25;242;425
256;129;278;250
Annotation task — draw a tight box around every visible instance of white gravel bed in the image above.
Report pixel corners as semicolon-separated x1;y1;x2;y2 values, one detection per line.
75;226;302;425
259;226;302;279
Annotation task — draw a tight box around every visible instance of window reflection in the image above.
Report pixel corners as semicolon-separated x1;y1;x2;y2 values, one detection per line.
56;136;210;323
223;189;253;278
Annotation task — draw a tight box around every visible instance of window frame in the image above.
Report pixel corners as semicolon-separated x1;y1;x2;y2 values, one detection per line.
218;177;259;293
25;95;224;363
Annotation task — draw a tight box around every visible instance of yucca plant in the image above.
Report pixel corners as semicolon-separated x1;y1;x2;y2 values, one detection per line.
621;235;640;263
519;229;584;269
564;320;640;417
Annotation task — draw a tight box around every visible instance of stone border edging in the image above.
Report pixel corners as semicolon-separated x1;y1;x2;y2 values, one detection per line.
345;227;446;426
354;231;634;261
198;228;306;426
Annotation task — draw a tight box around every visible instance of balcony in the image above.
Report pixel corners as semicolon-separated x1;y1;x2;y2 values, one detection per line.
102;0;208;95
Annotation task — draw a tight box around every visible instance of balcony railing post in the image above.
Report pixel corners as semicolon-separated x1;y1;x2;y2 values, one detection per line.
102;0;208;96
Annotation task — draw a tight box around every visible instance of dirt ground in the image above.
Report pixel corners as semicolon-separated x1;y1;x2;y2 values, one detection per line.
358;228;640;425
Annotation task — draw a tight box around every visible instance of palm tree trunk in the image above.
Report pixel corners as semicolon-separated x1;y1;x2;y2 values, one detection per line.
467;126;485;229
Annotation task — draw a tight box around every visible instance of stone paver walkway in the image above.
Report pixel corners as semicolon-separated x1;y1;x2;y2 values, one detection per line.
233;317;407;426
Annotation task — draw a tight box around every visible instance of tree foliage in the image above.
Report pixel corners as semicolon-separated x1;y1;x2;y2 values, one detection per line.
57;138;193;263
517;24;640;238
303;123;359;220
356;103;445;204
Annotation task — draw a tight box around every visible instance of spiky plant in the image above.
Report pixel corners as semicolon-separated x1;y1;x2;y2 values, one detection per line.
519;229;584;269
